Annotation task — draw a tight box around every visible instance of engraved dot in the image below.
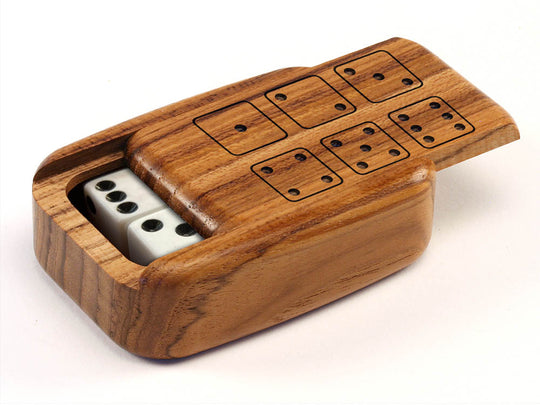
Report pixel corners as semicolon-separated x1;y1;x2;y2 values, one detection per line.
261;166;273;174
360;144;371;152
288;188;300;196
423;135;435;143
95;180;115;191
454;123;466;130
117;201;138;214
106;190;126;202
141;219;163;232
357;161;368;169
411;125;422;132
363;127;375;135
321;175;333;183
235;124;247;132
430;102;441;109
176;223;196;237
389;149;401;156
275;93;287;101
373;73;385;80
294;153;307;161
442;112;453;120
398;114;409;121
344;68;356;75
330;140;342;147
335;103;347;111
402;78;413;86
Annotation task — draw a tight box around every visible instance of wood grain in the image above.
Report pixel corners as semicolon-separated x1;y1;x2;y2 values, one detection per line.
335;50;423;102
265;75;356;128
194;101;287;155
32;37;518;358
320;122;409;174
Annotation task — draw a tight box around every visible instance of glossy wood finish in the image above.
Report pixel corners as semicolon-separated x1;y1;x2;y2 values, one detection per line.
194;101;287;155
335;50;423;102
32;38;519;358
265;75;356;128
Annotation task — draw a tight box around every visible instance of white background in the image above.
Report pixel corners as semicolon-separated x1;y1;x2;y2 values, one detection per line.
1;1;539;404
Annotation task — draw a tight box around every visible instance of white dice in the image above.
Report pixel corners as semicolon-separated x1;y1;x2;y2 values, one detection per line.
127;208;203;266
83;168;202;264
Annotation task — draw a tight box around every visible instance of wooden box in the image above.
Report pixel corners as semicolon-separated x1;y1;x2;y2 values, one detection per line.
32;38;518;358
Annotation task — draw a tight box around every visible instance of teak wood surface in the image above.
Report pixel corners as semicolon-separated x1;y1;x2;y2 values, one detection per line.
32;38;519;358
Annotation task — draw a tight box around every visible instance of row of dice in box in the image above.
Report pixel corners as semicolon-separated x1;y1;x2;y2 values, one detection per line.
83;168;203;266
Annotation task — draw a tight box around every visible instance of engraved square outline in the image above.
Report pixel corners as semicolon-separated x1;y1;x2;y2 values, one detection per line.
264;75;357;129
388;95;476;149
251;147;343;202
334;50;423;104
320;122;410;175
193;101;288;156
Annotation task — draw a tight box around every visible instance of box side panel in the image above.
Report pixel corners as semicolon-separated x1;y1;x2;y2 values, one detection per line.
32;199;139;346
127;159;435;358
